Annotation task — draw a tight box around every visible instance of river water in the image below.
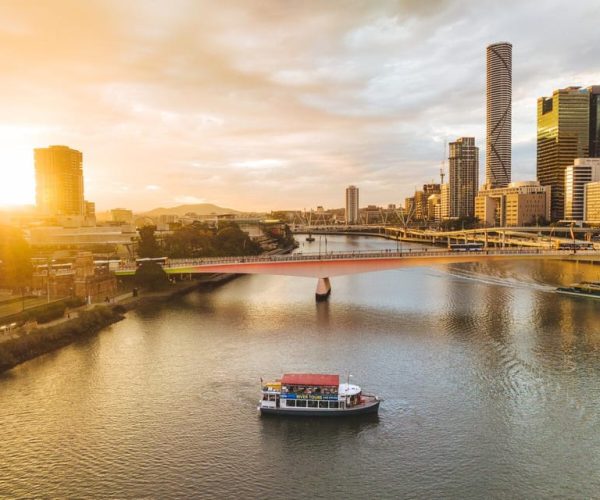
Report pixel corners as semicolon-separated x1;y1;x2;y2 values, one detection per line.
2;235;600;498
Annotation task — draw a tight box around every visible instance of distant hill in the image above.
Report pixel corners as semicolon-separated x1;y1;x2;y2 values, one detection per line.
141;203;242;217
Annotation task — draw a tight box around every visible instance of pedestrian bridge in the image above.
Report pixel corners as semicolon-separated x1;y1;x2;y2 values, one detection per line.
115;248;600;300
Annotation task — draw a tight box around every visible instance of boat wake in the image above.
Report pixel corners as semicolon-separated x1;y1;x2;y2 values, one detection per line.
432;267;555;292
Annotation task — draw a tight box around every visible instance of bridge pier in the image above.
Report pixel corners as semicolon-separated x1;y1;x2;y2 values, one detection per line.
316;277;331;301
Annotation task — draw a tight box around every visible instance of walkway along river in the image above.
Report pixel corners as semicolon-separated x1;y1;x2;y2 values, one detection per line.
1;235;600;498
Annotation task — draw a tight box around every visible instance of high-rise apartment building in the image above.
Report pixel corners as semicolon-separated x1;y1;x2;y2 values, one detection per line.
564;158;600;221
345;185;359;224
414;190;426;220
418;183;441;221
427;194;441;222
589;86;600;157
440;184;450;220
404;196;415;215
486;42;512;188
537;87;590;220
35;145;84;216
449;137;479;218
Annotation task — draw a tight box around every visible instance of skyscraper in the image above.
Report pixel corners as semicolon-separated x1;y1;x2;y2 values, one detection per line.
449;137;479;218
35;145;84;216
345;185;359;224
589;86;600;157
537;87;590;220
486;42;512;188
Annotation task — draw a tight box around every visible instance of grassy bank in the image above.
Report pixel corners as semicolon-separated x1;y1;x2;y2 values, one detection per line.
0;306;125;374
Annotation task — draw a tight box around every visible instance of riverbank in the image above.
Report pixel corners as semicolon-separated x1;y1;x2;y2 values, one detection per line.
0;275;238;374
0;244;297;374
0;305;125;373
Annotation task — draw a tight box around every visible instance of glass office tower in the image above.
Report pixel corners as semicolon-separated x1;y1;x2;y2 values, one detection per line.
536;87;590;220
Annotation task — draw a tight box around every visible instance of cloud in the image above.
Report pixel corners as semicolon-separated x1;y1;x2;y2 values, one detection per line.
0;0;599;211
174;195;206;205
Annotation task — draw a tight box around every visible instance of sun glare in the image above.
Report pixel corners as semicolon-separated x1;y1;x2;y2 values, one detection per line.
0;131;35;207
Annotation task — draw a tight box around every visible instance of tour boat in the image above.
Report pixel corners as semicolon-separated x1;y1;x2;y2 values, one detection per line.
557;281;600;299
258;373;380;416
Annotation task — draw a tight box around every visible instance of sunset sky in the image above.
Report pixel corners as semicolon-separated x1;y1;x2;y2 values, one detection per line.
0;0;599;212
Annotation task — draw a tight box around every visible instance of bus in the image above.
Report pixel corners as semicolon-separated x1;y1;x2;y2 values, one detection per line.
94;260;123;272
135;257;169;268
449;243;484;252
556;242;594;251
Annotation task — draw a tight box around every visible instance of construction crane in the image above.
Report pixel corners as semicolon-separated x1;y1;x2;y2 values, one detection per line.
440;139;447;185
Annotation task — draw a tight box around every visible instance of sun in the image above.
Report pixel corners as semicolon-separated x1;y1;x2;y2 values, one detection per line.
0;149;35;207
0;131;36;208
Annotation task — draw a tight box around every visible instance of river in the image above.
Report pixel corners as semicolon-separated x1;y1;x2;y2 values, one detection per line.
2;235;600;498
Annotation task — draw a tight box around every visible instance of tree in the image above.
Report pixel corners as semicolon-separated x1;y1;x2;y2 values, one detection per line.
163;221;215;258
214;222;261;256
137;225;161;258
0;226;32;291
134;261;169;291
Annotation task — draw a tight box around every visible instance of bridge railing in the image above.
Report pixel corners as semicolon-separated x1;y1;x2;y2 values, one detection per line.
116;248;599;270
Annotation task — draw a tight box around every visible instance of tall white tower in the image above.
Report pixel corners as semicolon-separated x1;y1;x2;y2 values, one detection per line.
486;42;512;188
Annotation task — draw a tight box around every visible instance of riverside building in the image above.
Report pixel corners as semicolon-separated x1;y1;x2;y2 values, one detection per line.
564;158;600;221
449;137;479;218
584;181;600;224
486;42;512;188
475;181;550;227
345;185;359;224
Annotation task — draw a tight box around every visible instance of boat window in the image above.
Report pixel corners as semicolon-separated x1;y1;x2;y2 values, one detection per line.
308;400;318;408
318;401;328;408
330;401;339;409
268;394;276;401
262;394;268;401
286;400;296;407
296;400;307;407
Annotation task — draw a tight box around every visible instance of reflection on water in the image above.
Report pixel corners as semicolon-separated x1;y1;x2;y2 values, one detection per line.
1;235;600;498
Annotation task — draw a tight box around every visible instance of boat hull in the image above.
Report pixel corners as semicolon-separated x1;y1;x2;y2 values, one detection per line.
259;399;380;417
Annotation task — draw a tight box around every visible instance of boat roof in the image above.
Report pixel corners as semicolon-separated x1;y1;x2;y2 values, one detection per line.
281;373;339;387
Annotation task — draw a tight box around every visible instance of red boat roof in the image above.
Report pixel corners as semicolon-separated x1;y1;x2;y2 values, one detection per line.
281;373;339;387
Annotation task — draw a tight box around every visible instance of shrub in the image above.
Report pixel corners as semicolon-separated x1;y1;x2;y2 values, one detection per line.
34;303;66;324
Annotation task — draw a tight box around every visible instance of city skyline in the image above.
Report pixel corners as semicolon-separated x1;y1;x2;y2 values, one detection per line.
1;0;600;212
